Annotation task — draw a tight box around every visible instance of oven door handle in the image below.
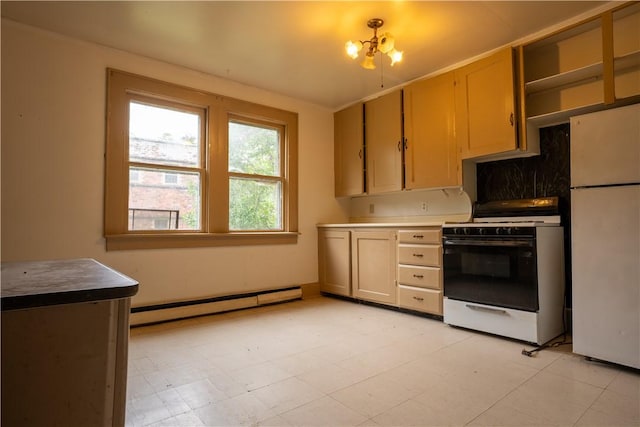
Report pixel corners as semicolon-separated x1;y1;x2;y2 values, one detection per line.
465;304;508;315
443;238;534;248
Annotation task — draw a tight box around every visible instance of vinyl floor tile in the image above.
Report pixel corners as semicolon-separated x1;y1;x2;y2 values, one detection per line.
126;297;639;426
277;396;368;426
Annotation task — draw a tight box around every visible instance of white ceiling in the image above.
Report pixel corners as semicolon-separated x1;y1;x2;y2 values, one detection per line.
1;1;610;110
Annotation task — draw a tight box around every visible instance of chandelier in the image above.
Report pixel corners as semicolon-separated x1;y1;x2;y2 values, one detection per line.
345;18;403;69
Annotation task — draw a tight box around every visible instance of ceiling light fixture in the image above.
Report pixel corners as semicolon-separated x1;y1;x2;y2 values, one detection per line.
345;18;403;70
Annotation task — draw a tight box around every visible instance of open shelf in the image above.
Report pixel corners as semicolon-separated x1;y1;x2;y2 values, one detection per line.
615;50;640;72
526;103;603;128
527;95;640;128
525;62;603;94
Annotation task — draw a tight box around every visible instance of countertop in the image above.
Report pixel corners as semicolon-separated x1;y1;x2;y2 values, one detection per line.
1;258;139;311
317;214;472;228
317;213;472;228
317;222;446;228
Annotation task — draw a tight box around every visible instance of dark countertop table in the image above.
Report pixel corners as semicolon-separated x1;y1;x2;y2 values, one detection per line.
1;258;139;311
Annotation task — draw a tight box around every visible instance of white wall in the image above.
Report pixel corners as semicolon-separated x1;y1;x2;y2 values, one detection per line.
348;188;472;223
1;20;349;307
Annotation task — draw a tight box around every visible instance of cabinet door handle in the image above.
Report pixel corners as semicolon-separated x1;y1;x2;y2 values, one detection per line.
413;274;424;279
358;149;363;159
509;112;514;126
412;234;424;239
397;140;402;151
412;253;424;258
413;296;424;301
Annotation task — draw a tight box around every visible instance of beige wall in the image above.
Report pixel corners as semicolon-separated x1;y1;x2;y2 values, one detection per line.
1;20;348;307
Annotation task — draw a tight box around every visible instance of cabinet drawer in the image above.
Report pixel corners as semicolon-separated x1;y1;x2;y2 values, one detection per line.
398;244;441;266
398;229;441;244
398;285;442;315
398;265;441;289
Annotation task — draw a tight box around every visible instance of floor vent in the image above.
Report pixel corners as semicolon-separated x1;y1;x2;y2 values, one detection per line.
130;287;302;326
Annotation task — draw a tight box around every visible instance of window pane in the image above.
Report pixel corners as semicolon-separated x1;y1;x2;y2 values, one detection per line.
129;102;200;167
229;178;282;230
128;167;201;231
228;122;280;176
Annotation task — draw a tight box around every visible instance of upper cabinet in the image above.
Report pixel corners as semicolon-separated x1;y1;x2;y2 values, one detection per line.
455;47;521;160
334;102;365;197
365;90;403;194
404;71;460;189
521;2;640;130
332;4;639;198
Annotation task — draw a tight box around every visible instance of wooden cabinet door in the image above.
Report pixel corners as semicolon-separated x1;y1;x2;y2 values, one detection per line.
455;47;518;159
404;71;459;189
318;229;351;296
334;103;364;197
351;230;397;304
365;91;403;194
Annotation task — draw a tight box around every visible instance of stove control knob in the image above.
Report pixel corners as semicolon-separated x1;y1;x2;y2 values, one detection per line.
463;228;471;235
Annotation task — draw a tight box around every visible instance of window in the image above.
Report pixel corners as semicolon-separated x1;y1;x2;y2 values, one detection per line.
163;173;179;185
105;69;298;250
228;119;283;231
128;100;203;231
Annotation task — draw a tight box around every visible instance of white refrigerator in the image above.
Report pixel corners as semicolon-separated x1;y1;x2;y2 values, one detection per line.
570;103;640;369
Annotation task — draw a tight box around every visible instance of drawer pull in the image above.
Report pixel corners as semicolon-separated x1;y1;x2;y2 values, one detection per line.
413;274;424;279
412;234;424;239
413;296;424;301
412;253;424;258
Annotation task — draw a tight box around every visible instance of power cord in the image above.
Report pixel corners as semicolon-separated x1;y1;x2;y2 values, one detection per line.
521;337;572;357
522;273;572;358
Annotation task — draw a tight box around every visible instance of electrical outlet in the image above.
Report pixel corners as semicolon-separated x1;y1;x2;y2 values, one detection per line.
420;202;428;212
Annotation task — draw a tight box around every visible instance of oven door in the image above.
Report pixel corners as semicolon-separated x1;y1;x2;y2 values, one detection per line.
442;233;538;312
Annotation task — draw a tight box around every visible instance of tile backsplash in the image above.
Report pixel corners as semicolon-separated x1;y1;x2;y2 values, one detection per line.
477;124;570;206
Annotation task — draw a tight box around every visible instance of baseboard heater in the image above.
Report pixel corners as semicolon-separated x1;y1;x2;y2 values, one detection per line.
130;286;302;326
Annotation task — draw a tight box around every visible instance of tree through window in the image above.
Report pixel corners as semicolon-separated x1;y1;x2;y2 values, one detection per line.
228;120;284;231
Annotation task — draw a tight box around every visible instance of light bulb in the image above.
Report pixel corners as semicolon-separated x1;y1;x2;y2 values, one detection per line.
388;49;403;66
345;40;363;59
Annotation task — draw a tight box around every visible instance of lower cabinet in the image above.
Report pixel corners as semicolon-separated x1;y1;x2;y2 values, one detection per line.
318;229;351;296
318;226;443;316
351;230;397;304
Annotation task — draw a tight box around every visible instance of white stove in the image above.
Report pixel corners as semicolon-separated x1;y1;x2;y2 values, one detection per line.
442;197;565;345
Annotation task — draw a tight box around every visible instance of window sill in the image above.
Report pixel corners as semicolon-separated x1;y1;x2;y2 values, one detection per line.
105;232;299;251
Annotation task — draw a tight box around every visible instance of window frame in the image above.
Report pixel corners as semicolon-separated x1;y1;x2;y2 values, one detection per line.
105;69;298;250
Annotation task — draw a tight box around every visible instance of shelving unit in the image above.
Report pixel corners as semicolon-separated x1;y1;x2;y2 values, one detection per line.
522;16;603;123
520;2;640;141
613;2;640;100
